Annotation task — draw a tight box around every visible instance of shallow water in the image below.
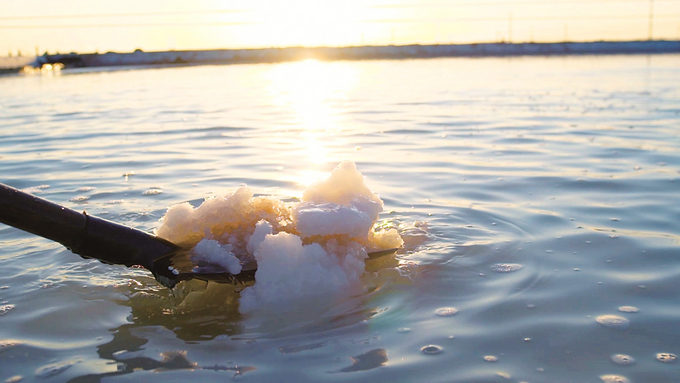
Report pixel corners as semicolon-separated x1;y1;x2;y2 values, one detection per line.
1;55;679;382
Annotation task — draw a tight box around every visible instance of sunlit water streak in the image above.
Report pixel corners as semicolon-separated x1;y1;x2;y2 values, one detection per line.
1;54;679;382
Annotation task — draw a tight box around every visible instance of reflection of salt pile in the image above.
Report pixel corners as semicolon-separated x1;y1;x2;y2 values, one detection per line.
156;161;403;313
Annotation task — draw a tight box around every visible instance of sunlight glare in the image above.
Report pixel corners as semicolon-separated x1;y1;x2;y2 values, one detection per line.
265;59;359;188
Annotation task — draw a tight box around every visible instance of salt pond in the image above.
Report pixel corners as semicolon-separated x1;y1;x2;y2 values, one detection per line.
1;54;679;382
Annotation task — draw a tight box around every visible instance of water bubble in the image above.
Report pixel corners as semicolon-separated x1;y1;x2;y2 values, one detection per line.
435;307;458;317
0;286;8;289
596;315;630;330
69;195;89;203
611;354;635;365
600;375;630;383
5;376;22;383
421;345;443;355
484;355;498;362
491;263;523;273
0;304;15;316
618;306;639;313
609;235;619;239
397;327;411;333
143;189;163;195
527;304;536;309
656;353;676;363
524;338;531;342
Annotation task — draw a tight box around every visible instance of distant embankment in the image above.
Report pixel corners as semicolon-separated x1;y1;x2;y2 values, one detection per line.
0;56;37;74
28;40;680;69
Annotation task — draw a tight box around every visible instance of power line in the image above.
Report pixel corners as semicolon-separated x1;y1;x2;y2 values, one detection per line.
2;13;679;29
1;0;677;21
0;9;245;21
370;0;679;8
364;14;680;23
0;22;256;29
649;0;655;39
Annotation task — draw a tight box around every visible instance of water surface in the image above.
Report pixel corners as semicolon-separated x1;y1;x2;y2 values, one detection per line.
1;55;679;382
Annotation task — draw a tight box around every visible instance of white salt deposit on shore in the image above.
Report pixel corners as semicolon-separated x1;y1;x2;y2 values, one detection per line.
156;161;403;313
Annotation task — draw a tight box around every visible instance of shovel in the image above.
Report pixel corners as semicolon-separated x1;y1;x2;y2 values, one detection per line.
0;182;397;288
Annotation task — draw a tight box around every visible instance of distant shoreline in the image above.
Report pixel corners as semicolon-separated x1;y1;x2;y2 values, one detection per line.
2;40;679;73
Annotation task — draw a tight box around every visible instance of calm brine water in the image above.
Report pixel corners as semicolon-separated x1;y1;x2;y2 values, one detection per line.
1;55;679;382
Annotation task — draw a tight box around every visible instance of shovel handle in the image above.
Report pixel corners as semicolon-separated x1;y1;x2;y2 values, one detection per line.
0;182;179;270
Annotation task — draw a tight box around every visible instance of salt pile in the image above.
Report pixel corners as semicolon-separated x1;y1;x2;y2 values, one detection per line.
156;161;403;313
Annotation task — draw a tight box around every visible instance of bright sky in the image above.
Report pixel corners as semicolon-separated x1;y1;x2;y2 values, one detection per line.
1;0;679;55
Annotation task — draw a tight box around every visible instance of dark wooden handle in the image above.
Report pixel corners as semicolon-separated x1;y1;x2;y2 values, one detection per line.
0;182;179;270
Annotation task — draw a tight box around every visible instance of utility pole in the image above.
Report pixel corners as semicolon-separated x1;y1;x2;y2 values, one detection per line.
508;13;513;43
648;0;654;40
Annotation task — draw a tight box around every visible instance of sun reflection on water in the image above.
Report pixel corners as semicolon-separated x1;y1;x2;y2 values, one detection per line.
265;59;359;187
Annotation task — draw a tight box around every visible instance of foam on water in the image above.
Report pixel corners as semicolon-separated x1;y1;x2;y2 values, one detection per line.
596;315;630;330
656;353;676;363
600;375;630;383
610;354;635;365
490;263;524;273
435;307;459;317
157;161;403;313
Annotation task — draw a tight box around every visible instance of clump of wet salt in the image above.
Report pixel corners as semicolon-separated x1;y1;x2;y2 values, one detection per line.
157;161;403;313
293;202;376;239
238;231;368;312
191;239;242;274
